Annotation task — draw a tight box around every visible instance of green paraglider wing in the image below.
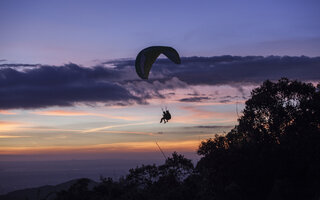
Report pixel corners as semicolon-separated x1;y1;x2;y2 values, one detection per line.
135;46;181;79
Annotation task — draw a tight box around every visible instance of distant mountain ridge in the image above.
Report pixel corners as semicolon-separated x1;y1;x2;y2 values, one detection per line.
0;178;97;200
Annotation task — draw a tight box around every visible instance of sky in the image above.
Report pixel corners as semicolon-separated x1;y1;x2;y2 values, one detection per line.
1;0;320;65
1;0;320;163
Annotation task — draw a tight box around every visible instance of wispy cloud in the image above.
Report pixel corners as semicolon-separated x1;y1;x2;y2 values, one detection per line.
174;106;237;124
32;110;94;116
0;135;31;139
0;63;40;68
179;97;210;102
0;121;22;132
24;127;82;132
32;109;142;121
92;130;155;136
0;110;16;115
82;122;154;133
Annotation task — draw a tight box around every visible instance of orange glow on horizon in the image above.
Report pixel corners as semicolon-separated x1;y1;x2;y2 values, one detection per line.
0;140;200;155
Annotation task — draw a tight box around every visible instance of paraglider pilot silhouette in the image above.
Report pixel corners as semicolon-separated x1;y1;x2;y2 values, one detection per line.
160;109;172;123
135;46;180;124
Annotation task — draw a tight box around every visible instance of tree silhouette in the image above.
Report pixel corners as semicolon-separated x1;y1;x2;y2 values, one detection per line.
197;78;320;199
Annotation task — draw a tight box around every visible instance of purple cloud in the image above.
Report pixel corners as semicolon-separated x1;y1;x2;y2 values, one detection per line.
1;56;320;109
0;63;142;109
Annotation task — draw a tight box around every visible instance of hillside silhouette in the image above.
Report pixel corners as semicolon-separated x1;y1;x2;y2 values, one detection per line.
0;179;97;200
2;78;319;200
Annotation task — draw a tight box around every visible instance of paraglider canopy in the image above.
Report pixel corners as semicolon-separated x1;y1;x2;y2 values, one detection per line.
135;46;181;79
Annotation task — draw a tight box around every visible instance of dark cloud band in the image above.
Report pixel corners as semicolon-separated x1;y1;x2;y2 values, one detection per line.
0;63;141;109
1;56;319;109
109;55;320;84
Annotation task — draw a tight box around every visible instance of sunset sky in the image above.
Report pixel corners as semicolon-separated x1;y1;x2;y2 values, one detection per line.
1;0;320;162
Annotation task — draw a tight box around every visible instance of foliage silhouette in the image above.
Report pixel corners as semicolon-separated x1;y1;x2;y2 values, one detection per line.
197;78;320;199
54;78;320;200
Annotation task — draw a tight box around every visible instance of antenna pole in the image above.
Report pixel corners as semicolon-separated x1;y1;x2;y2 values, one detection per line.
155;141;167;160
236;101;239;118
